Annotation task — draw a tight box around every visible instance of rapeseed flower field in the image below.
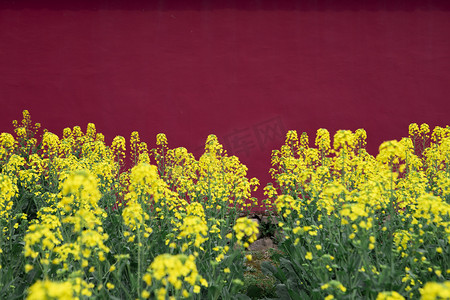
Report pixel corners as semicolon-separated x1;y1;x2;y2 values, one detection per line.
0;110;449;299
263;125;450;299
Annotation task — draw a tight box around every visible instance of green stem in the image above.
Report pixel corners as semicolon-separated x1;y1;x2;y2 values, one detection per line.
137;227;142;299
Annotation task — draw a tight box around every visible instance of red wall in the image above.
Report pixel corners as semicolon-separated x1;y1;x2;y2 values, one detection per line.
1;0;449;204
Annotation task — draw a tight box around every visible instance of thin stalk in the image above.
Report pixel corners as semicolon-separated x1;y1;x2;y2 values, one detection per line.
137;227;142;299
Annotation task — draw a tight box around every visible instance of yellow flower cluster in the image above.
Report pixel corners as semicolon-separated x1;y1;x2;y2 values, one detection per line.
130;131;150;165
111;135;126;167
0;174;17;221
233;217;259;248
24;170;109;280
11;110;40;157
0;133;15;164
420;281;450;300
126;163;164;202
321;280;347;294
376;291;406;300
122;200;152;242
27;277;94;299
153;134;259;214
156;133;168;147
315;128;331;155
142;254;207;299
393;230;412;251
124;162;187;223
177;214;209;251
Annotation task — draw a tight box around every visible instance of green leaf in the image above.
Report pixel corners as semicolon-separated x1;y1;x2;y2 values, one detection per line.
275;284;292;300
261;261;286;282
234;293;252;300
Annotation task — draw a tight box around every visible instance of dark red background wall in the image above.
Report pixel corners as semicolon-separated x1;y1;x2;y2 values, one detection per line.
1;0;449;204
